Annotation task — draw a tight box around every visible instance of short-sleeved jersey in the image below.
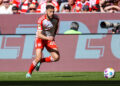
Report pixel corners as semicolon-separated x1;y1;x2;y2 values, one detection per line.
36;15;59;37
12;0;20;8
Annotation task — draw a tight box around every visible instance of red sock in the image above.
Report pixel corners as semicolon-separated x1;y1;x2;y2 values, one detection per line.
28;61;36;74
41;56;53;62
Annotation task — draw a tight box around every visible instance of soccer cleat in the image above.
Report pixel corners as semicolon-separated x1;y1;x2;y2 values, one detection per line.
35;62;41;71
26;73;31;78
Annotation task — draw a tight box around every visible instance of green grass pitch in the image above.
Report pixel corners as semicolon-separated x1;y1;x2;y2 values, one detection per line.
0;72;120;86
0;72;120;81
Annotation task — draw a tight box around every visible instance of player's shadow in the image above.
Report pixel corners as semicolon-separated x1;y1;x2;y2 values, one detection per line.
54;75;86;78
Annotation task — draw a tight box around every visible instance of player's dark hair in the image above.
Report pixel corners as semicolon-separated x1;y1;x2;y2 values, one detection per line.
46;5;55;10
70;22;79;31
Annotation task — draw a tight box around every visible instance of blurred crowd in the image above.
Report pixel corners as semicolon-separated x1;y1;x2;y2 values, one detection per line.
0;0;120;14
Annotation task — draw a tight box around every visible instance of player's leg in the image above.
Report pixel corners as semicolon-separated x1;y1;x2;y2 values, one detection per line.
48;48;60;62
35;55;53;71
26;38;43;78
35;54;56;72
26;49;42;78
38;48;60;63
35;48;59;71
35;40;59;71
41;40;60;62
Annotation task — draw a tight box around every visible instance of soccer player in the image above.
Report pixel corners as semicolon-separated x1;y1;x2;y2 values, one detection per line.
26;5;60;78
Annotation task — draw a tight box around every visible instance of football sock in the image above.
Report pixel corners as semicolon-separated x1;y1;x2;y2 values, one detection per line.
41;56;54;62
28;60;37;74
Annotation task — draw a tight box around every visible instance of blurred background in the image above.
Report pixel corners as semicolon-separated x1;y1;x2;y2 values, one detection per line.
0;0;119;14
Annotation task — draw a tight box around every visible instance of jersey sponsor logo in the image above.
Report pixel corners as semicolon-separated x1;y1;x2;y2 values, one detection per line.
50;41;56;45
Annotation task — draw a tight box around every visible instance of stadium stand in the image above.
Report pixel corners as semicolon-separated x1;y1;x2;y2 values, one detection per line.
0;0;119;14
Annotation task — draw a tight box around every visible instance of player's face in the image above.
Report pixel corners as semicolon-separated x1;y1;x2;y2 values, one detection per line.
46;8;54;19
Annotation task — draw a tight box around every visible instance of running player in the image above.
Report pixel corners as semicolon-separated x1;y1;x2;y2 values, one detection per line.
26;5;60;78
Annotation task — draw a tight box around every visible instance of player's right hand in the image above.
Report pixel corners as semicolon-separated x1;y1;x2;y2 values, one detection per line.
47;36;54;41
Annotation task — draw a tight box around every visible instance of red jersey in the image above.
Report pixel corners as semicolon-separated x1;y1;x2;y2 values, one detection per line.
36;1;59;13
20;0;38;13
36;14;59;37
76;1;90;12
35;14;59;49
12;0;20;8
89;0;99;11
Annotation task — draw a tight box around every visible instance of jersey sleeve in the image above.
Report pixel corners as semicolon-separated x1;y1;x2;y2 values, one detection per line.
37;18;43;31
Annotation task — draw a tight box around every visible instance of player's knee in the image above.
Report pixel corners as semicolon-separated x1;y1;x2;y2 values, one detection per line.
35;56;41;62
54;55;60;61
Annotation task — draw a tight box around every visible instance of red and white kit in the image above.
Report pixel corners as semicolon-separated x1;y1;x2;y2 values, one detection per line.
36;1;59;13
89;0;99;7
76;0;90;12
35;15;59;50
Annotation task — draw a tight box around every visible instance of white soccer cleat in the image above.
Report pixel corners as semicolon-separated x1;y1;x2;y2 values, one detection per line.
26;73;31;78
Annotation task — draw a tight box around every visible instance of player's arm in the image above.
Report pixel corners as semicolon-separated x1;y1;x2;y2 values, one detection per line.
37;30;54;41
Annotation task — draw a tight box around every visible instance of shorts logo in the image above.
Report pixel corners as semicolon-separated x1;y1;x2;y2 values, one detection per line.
38;43;41;47
50;41;55;45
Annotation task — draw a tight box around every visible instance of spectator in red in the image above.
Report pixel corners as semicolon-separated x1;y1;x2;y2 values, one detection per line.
12;0;20;8
60;0;76;12
89;0;100;11
91;4;100;12
82;5;89;12
75;0;90;12
19;0;38;13
89;0;99;6
36;0;59;13
27;3;36;13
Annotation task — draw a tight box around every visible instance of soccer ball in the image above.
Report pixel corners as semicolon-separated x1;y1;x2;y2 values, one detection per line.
104;68;115;78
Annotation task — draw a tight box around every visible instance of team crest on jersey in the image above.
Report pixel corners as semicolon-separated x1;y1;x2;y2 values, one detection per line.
38;25;41;29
